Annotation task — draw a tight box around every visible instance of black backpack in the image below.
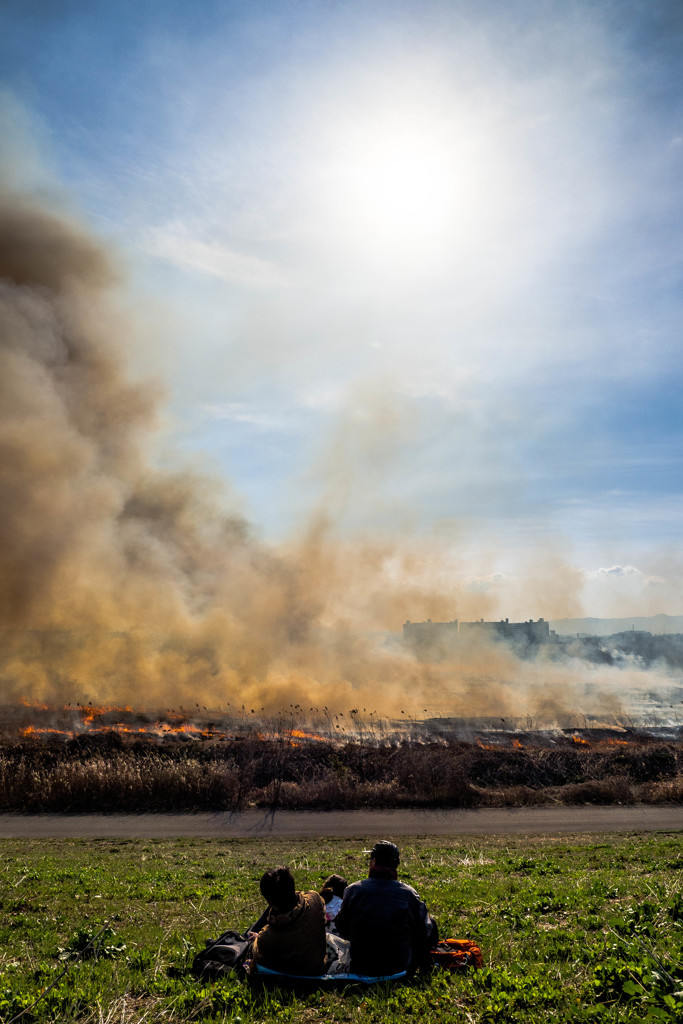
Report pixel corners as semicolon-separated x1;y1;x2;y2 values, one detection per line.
192;930;252;978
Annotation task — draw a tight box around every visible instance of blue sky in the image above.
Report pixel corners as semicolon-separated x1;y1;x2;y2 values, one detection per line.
2;0;682;619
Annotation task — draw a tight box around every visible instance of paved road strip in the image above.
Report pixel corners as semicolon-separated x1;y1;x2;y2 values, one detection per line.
1;805;681;838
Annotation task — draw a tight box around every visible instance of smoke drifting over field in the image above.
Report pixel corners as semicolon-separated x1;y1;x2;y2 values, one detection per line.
0;181;680;725
0;181;461;714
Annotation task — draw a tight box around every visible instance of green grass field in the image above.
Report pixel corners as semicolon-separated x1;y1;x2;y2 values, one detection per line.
1;831;681;1022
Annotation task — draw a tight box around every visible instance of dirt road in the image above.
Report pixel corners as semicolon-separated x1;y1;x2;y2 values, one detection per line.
1;805;681;838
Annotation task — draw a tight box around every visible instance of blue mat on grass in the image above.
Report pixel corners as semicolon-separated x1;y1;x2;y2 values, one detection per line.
246;962;407;984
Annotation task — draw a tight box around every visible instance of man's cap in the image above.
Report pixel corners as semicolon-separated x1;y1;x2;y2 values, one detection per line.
369;840;400;866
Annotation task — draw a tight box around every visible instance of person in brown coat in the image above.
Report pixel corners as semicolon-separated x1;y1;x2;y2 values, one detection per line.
250;866;326;975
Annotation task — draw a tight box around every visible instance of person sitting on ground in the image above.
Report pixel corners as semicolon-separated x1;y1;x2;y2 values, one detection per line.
334;840;437;976
319;873;348;928
249;866;326;975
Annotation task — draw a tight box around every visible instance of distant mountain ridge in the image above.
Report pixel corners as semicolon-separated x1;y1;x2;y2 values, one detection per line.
550;614;683;636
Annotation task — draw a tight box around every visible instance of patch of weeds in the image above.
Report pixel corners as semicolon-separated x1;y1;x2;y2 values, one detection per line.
668;893;683;922
56;924;127;960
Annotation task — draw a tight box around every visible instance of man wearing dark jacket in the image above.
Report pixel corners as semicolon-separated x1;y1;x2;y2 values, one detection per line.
334;840;437;976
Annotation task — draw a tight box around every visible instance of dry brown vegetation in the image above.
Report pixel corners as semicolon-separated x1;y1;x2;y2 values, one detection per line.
0;732;681;813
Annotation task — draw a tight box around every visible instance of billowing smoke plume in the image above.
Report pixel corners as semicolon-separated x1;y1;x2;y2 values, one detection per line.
0;184;460;714
0;183;678;725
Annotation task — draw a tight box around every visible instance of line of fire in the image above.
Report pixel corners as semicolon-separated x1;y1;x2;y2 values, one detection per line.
2;617;683;746
2;698;676;749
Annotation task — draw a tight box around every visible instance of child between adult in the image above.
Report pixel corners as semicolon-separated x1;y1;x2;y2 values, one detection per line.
319;873;351;973
320;873;348;929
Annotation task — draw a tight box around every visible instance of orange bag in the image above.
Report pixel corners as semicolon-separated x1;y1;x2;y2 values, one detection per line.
430;938;483;970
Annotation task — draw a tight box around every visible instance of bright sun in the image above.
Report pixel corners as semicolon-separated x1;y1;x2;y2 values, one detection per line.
318;104;494;267
342;127;457;239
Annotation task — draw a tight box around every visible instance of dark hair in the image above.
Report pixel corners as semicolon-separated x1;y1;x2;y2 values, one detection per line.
320;873;347;902
260;866;297;912
370;841;400;867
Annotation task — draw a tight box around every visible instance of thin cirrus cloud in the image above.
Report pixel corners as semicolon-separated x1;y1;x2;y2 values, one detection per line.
142;225;291;291
200;402;292;433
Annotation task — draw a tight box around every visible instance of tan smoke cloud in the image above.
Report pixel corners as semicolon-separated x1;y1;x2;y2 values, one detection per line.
0;184;469;714
0;181;675;726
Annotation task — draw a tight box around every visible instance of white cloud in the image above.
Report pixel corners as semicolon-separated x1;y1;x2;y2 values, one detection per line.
142;225;291;290
297;383;347;412
466;572;508;593
585;565;642;580
200;402;291;432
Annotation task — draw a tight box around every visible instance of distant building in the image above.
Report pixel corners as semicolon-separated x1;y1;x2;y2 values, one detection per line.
402;616;554;659
403;618;459;641
460;617;552;644
402;618;459;660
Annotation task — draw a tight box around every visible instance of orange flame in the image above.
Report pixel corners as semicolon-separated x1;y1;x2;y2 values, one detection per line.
13;697;227;742
79;703;133;724
289;729;328;742
19;725;65;737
